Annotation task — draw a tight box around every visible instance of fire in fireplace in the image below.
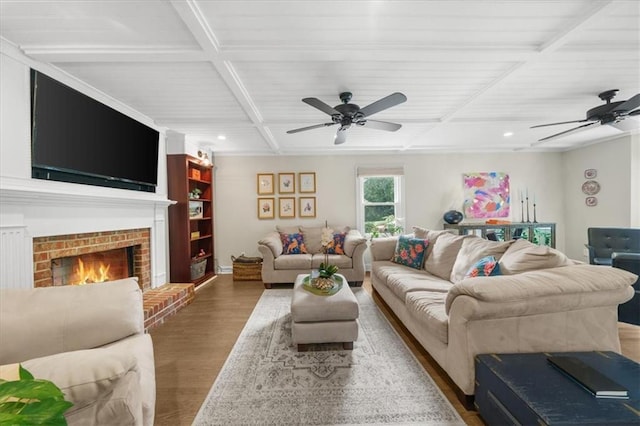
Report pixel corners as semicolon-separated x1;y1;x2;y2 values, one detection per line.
52;247;134;286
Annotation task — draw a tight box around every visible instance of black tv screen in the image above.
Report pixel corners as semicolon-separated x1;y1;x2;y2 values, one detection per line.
30;69;159;193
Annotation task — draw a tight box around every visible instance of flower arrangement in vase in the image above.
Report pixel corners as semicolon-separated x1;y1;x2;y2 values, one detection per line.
311;223;339;290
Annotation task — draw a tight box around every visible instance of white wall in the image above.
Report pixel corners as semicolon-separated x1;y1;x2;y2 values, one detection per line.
214;152;565;271
561;134;639;260
0;44;172;289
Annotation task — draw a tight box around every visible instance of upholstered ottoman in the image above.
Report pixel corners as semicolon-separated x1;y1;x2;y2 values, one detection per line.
291;273;359;351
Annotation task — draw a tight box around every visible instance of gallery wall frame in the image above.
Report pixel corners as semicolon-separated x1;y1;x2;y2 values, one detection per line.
299;196;317;218
279;197;296;218
299;172;316;193
257;197;275;219
257;173;274;195
278;173;295;194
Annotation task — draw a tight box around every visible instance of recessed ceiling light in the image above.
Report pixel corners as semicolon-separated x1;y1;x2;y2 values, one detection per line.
217;135;226;140
503;132;514;137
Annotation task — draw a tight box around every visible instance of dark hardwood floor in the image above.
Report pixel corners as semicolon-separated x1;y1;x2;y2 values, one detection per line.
150;274;640;426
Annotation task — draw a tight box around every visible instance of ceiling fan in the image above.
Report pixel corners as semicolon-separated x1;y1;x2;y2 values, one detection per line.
531;90;640;143
286;91;407;145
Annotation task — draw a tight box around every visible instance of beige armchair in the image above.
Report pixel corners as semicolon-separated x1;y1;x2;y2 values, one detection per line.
0;278;155;426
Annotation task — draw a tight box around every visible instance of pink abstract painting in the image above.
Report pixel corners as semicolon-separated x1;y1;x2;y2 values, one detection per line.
463;172;510;219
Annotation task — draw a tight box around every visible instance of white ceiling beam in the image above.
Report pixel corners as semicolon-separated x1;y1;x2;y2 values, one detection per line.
170;0;280;153
21;47;208;63
21;44;637;64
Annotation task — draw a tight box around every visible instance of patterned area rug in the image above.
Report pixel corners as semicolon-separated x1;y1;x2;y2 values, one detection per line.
193;288;465;425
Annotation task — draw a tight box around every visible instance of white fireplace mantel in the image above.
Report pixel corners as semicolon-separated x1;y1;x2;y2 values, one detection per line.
0;176;175;290
0;176;175;208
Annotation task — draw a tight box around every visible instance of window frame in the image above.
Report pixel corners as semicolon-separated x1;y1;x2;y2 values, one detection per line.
356;172;405;238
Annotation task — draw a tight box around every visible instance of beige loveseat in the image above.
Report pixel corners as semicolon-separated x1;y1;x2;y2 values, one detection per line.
0;278;155;426
370;228;636;402
258;225;367;288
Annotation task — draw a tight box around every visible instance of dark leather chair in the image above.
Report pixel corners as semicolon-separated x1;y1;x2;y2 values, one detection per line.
613;252;640;325
585;227;640;266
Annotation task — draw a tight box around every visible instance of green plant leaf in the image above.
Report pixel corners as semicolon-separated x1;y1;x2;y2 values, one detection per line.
18;366;34;381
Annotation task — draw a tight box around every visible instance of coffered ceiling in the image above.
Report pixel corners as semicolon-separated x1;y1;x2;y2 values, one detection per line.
1;0;638;155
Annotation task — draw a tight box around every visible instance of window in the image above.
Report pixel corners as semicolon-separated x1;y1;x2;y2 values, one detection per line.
356;166;404;237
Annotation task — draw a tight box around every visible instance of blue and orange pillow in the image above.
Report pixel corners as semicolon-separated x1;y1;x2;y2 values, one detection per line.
325;232;346;254
391;235;429;270
280;233;307;254
465;256;501;278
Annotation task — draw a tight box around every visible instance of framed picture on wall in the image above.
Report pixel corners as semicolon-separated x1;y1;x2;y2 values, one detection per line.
257;198;275;219
299;172;316;193
279;197;295;218
299;197;316;218
257;173;274;195
278;173;295;194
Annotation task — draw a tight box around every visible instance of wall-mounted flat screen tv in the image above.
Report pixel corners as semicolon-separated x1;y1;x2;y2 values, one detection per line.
30;69;159;193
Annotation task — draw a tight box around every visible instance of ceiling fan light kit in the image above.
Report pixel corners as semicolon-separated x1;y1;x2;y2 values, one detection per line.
531;89;640;143
287;91;407;145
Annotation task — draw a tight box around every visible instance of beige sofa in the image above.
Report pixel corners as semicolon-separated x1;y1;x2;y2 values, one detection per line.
0;278;155;426
258;225;367;288
370;228;636;402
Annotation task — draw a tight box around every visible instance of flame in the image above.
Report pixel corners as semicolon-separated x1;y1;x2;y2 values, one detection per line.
73;258;111;285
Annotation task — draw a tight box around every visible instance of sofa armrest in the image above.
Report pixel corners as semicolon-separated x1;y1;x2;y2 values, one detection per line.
445;264;636;318
258;232;282;258
21;348;137;408
0;279;143;364
343;230;367;257
370;236;398;261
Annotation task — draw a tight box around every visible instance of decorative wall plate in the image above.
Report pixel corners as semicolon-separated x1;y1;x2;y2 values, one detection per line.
581;180;600;195
585;197;598;207
584;169;597;179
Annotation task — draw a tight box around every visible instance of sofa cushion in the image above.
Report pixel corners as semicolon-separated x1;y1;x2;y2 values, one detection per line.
258;232;283;257
413;227;453;260
276;225;300;235
22;348;136;407
311;254;352;269
424;232;469;281
405;291;449;344
391;235;429;270
499;239;572;274
386;272;452;300
343;230;367;257
465;255;502;278
449;237;513;282
300;226;323;254
274;254;312;270
280;233;308;254
326;232;346;254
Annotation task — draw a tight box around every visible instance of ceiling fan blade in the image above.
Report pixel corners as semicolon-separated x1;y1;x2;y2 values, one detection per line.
535;122;598;143
334;129;347;145
612;94;640;113
302;98;341;116
530;119;590;129
286;122;335;134
610;118;640;132
362;119;402;132
358;92;407;118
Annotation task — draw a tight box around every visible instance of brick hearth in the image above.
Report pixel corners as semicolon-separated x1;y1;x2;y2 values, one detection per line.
143;283;195;330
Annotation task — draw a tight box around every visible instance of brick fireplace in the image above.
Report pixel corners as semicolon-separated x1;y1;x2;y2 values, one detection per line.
33;228;151;291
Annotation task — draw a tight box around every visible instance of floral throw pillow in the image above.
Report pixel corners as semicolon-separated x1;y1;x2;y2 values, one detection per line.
465;255;501;278
280;233;307;254
391;235;429;270
326;232;346;255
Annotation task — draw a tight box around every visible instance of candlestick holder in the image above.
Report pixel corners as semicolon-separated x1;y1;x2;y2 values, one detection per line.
526;197;531;223
533;203;537;223
520;200;524;223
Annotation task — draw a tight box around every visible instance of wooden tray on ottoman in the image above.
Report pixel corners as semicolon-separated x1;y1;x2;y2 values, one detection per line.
232;255;262;281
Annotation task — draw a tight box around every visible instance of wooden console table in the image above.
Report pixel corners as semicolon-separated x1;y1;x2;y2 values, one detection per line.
444;222;556;248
